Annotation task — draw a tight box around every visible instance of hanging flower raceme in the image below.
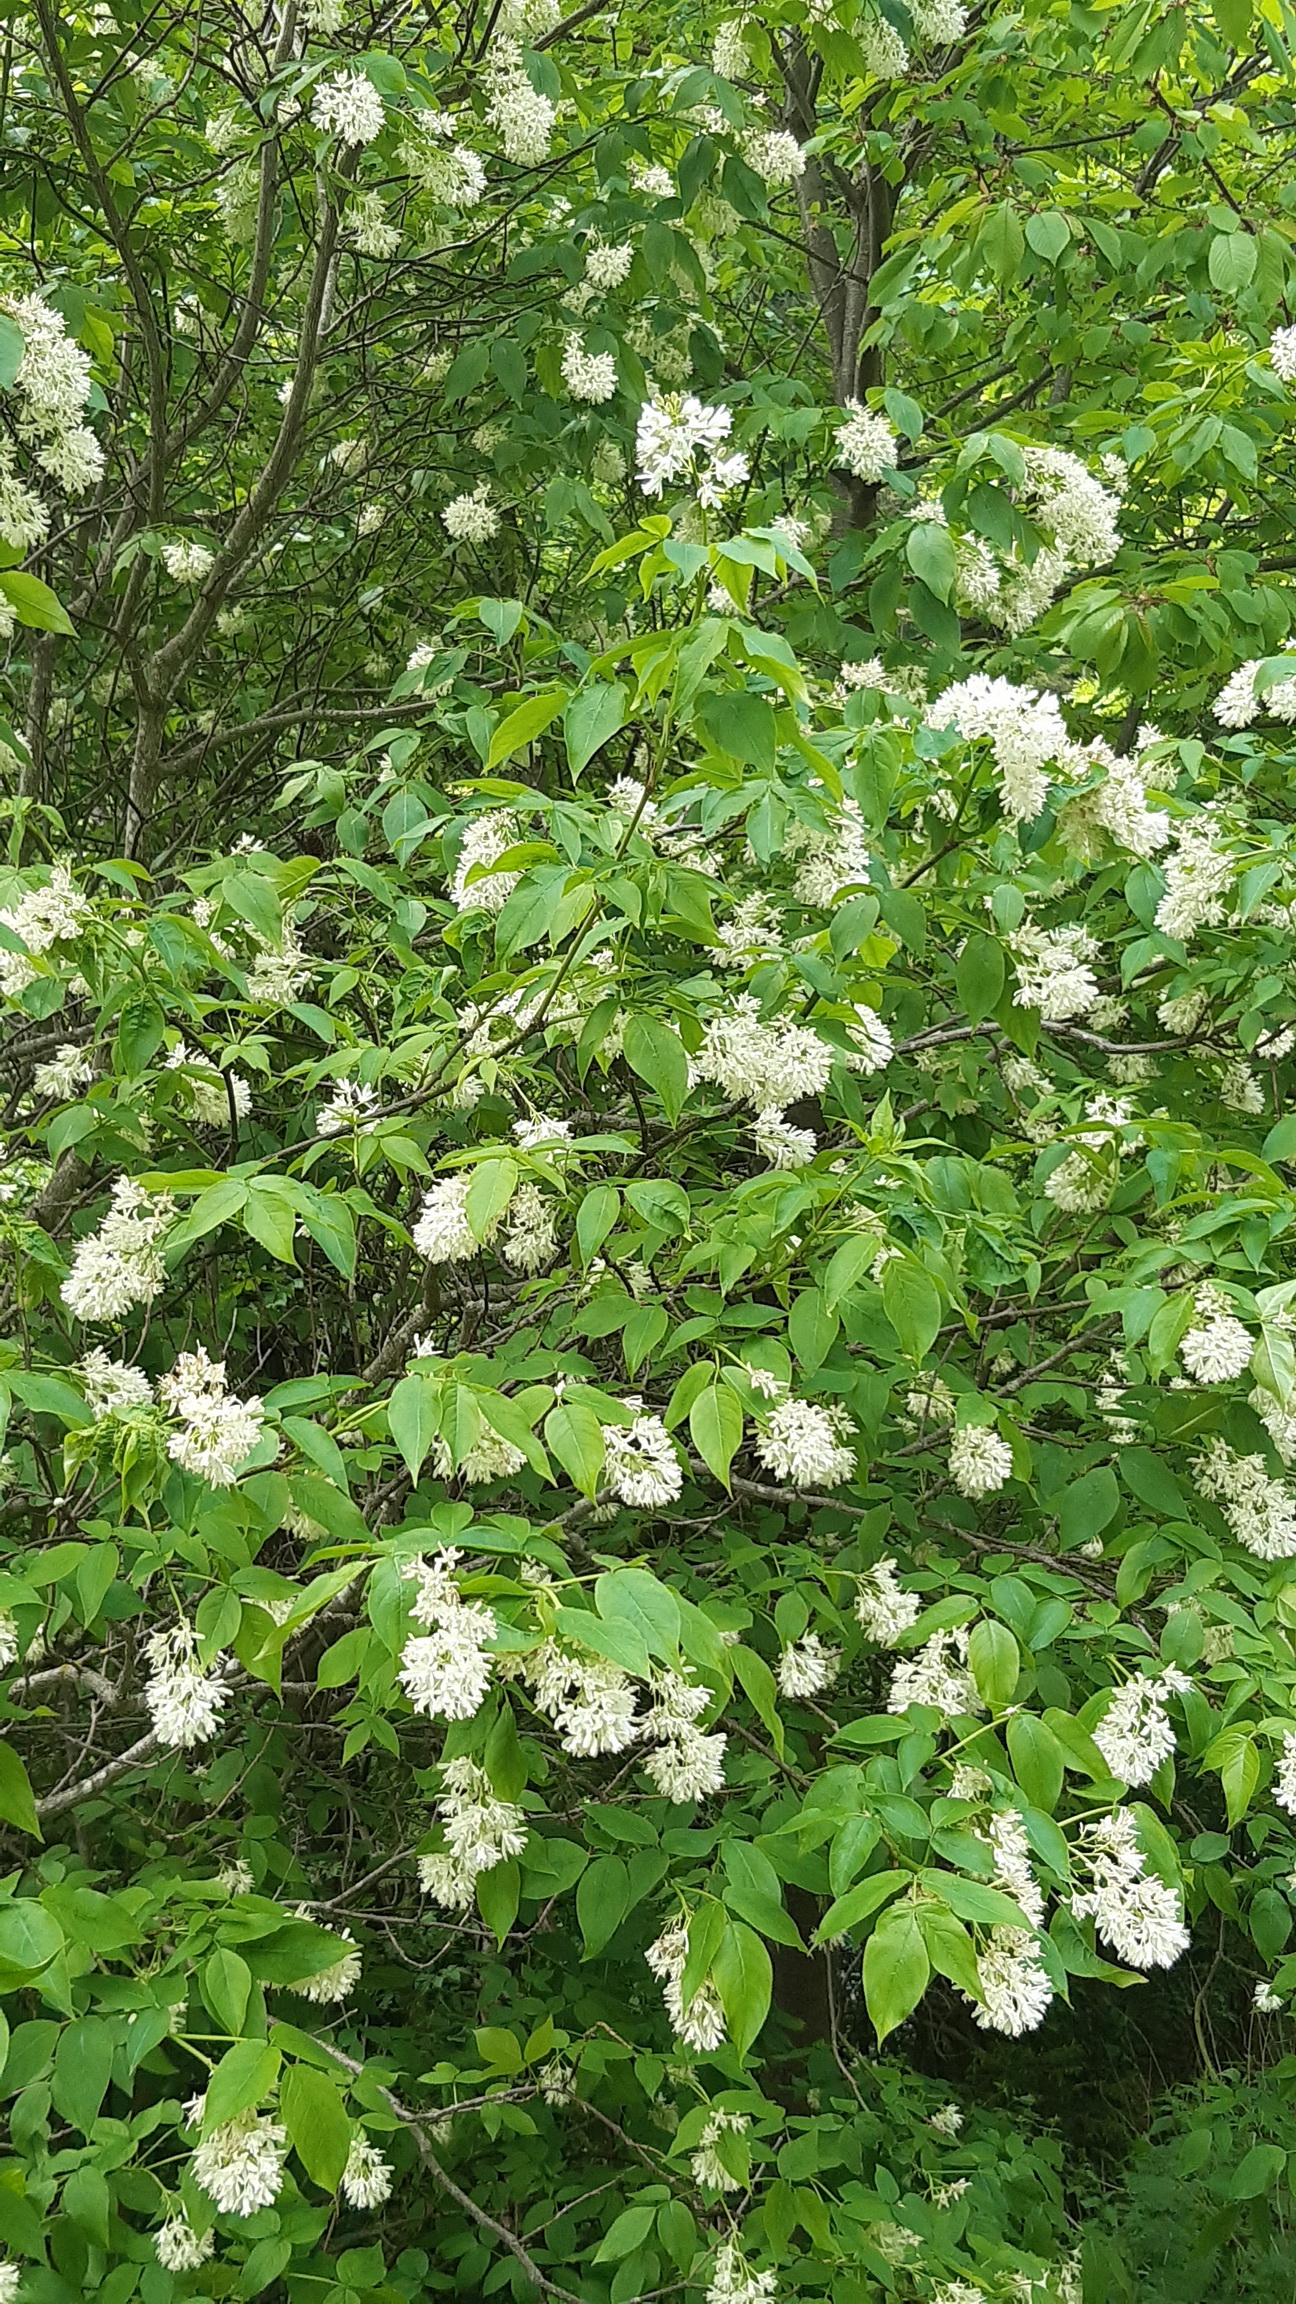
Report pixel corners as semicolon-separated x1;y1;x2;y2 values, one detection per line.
833;400;898;482
143;1618;230;1749
526;1640;641;1755
639;1669;727;1800
1179;1286;1253;1383
635;393;749;507
754;1392;857;1488
965;1927;1054;2035
1194;1437;1296;1560
948;1423;1013;1498
854;1558;921;1646
1071;1811;1189;1969
1092;1667;1190;1787
645;1914;727;2050
398;1547;498;1722
887;1628;982;1716
186;2093;286;2216
600;1402;684;1507
776;1631;841;1698
159;1346;266;1488
62;1177;174;1324
417;1754;528;1909
0;863;91;997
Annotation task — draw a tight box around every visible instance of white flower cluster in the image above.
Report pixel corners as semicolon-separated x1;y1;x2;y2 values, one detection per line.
741;125;806;186
442;484;500;543
1194;1436;1296;1560
1179;1285;1253;1383
694;994;833;1108
640;1669;727;1800
144;1619;230;1749
753;1109;817;1168
188;2096;286;2216
316;1078;380;1137
600;1404;684;1507
62;1177;174;1323
833;401;898;482
1270;326;1296;383
419;1754;528;1909
484;39;556;165
562;336;618;403
0;862;91;998
159;1346;266;1487
502;1182;559;1273
1009;920;1101;1021
636;393;749;507
1053;734;1170;864
930;675;1066;826
448;806;521;913
0;293;103;557
690;2105;749;2190
527;1639;640;1756
1071;1810;1190;1969
948;1423;1013;1498
166;1040;251;1127
311;69;385;146
646;1914;727;2050
345;190;400;258
341;2135;393;2206
706;2241;776;2304
790;794;872;907
400;1547;498;1722
584;237;634;291
1213;643;1296;729
1092;1667;1190;1787
1153;808;1235;944
776;1628;841;1701
982;1807;1045;1927
161;539;215;583
966;1927;1054;2035
32;1041;93;1099
887;1627;982;1715
430;1420;526;1484
755;1392;857;1488
414;1173;491;1264
1274;1728;1296;1812
154;2217;215;2271
855;1557;921;1645
81;1347;153;1418
400;114;488;209
1043;1093;1135;1215
287;1923;362;2004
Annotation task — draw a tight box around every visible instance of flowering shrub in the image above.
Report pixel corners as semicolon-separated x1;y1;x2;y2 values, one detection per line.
4;0;1296;2300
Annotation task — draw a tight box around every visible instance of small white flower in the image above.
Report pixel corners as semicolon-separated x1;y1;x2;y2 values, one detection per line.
341;2134;394;2206
948;1423;1013;1498
154;2217;215;2271
311;69;385;146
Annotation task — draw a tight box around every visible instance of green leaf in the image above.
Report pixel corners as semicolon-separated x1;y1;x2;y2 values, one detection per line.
955;931;1005;1023
203;1946;252;2035
979;201;1025;279
466;1156;518;1243
712;1919;772;2054
862;1903;930;2043
578;1854;631;1956
1025;210;1071;264
596;1567;681;1661
1058;1466;1120;1548
486;688;567;768
282;2063;351;2191
243;1177;299;1264
1208;231;1257;296
0;314;24;390
1008;1713;1065;1813
1210;0;1252;41
732;1643;784;1755
204;2038;281;2131
688;1384;743;1489
52;2016;113;2134
388;1373;439;1480
969;1620;1020;1710
0;569;75;635
881;1258;942;1360
564;682;627;776
623;1014;689;1124
0;1742;40;1839
596;2202;659;2264
165;1175;249;1258
905;520;958;603
545;1399;607;1497
576;1183;620;1265
694;690;777;769
476;1857;520;1944
1231;2142;1285;2199
815;1870;908;1944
